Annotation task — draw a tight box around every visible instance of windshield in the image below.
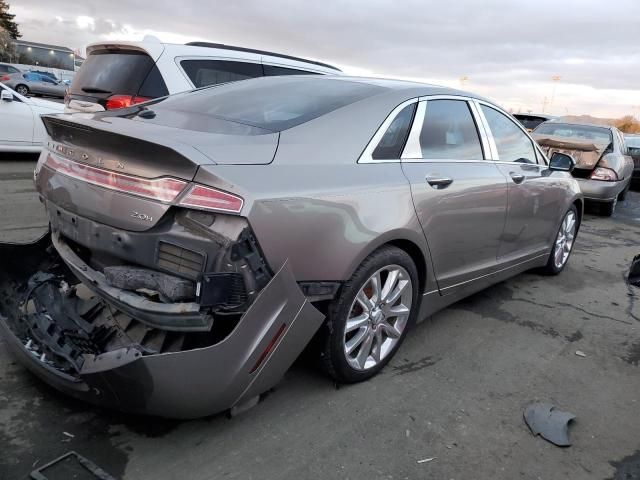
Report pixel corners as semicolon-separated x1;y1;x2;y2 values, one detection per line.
534;123;612;143
154;76;386;131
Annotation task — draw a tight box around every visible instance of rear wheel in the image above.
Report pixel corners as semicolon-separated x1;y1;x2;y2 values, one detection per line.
542;206;578;275
321;246;419;383
15;84;29;96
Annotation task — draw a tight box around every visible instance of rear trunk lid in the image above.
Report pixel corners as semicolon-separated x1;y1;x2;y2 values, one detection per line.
533;134;610;170
37;113;278;231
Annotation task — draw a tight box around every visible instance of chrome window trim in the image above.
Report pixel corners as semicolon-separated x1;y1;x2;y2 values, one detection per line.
474;99;548;166
401;95;489;163
357;98;420;164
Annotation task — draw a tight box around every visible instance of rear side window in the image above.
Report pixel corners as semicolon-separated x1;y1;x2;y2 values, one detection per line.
263;65;320;76
155;77;386;131
481;105;537;164
70;50;168;98
419;100;484;160
181;60;263;88
372;103;416;159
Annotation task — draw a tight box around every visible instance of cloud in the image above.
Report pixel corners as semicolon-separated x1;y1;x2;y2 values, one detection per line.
9;0;640;117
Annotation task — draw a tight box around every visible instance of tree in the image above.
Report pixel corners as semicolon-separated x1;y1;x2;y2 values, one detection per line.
0;28;17;62
0;1;20;39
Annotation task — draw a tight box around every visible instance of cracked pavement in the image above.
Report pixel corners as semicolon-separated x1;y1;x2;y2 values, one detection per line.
0;156;638;479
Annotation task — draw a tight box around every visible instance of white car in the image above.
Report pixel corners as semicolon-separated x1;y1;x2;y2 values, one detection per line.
66;37;342;113
0;83;64;152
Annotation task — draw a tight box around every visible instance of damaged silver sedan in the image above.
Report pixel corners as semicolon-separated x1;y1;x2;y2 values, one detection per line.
0;76;583;418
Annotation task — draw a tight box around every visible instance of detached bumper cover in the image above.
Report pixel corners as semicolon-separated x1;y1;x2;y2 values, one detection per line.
0;233;324;419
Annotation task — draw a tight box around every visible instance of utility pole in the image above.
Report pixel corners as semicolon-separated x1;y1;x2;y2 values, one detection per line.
549;75;561;112
459;76;469;88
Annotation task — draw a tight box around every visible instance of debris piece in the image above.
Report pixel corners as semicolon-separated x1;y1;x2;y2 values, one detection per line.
575;350;586;358
417;457;436;464
30;451;116;479
628;254;640;287
524;402;575;447
62;431;74;438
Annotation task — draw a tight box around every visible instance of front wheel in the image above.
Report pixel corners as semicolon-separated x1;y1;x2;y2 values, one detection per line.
321;246;419;383
542;206;578;275
14;84;29;96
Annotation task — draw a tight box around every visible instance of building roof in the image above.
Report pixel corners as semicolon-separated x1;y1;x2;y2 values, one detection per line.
14;40;74;53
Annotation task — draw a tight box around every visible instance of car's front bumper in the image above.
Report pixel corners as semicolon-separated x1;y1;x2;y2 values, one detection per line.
574;178;628;202
0;233;324;419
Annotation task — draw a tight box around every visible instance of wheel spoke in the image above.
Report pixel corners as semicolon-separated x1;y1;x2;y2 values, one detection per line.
371;329;383;363
346;313;370;333
355;330;374;368
346;326;369;355
380;269;399;303
381;320;401;339
386;279;409;305
386;304;410;318
370;272;382;304
356;290;375;311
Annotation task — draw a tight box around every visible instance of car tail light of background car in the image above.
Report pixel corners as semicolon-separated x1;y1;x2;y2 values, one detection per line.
590;167;618;181
0;75;9;82
105;94;152;110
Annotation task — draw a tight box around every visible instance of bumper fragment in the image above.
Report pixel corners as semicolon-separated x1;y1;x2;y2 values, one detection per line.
0;233;324;418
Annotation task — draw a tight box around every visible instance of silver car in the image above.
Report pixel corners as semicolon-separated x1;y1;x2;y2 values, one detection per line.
0;76;583;418
1;71;67;98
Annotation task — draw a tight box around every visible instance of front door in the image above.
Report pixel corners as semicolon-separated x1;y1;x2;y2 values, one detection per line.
401;98;508;292
478;103;563;261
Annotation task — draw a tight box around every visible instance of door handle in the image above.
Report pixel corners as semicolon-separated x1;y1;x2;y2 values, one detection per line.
426;175;453;189
509;172;525;184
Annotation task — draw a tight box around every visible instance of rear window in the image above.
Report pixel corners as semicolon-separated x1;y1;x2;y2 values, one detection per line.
155;77;386;131
534;123;612;143
70;50;168;98
625;136;640;148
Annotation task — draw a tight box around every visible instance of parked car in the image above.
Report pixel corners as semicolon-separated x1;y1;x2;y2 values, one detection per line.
624;134;640;188
0;83;64;152
65;38;342;113
0;62;21;75
0;76;583;418
1;71;67;98
513;113;557;132
532;122;633;215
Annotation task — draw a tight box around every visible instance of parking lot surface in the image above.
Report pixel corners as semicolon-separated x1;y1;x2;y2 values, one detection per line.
0;155;638;479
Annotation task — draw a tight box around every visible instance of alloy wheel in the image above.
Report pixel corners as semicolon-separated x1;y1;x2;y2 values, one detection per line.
343;265;413;370
16;85;28;96
554;210;576;269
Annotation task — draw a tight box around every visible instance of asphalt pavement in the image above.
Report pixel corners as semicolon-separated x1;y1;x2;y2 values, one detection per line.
0;154;638;479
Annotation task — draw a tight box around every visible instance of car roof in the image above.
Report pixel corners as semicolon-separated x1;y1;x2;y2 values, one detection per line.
86;39;341;73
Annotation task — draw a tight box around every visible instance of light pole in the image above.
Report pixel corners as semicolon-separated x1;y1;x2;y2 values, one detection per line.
549;75;561;112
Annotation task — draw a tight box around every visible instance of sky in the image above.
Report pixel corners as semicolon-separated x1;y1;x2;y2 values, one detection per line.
9;0;640;118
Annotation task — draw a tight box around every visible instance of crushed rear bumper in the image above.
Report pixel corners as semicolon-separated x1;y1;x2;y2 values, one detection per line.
0;233;324;419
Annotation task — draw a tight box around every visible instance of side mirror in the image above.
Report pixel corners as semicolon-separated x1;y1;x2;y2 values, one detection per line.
0;90;13;102
549;152;575;172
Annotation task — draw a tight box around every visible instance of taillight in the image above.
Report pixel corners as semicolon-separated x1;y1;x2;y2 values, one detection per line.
590;167;617;182
0;75;9;81
44;154;186;202
105;94;152;110
178;184;244;213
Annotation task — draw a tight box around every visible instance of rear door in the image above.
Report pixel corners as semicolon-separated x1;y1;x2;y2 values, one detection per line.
400;97;508;292
67;49;169;112
477;102;560;261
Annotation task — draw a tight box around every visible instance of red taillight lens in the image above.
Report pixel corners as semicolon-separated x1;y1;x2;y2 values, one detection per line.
0;75;9;81
44;154;186;202
250;323;287;373
178;184;244;213
105;94;152;110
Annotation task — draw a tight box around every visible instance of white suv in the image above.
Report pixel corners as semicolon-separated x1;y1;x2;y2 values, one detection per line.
66;37;342;113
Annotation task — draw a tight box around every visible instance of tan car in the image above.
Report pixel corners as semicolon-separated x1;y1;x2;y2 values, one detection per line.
533;122;633;216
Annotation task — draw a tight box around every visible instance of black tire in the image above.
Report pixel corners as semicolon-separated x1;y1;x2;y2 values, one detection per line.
599;199;616;217
541;205;578;275
15;84;29;96
320;245;420;383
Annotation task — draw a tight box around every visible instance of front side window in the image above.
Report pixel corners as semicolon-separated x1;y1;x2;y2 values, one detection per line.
419;100;484;160
372;103;416;159
181;60;263;88
481;105;537;164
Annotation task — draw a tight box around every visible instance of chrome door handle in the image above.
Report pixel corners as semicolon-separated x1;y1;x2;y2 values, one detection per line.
426;176;453;189
509;172;525;184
